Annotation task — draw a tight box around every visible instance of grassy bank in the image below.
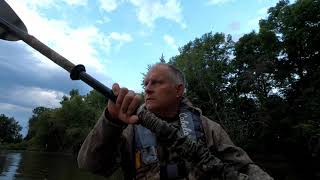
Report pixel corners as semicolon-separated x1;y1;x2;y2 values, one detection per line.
0;141;28;150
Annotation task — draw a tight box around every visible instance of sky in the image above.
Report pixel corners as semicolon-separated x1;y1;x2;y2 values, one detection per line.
0;0;282;136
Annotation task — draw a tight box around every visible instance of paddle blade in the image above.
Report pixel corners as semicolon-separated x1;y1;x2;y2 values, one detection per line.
0;0;28;41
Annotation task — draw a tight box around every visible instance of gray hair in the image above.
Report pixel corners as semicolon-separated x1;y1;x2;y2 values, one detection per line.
151;63;186;86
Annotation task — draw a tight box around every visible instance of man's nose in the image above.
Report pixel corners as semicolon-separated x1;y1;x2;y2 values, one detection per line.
145;82;153;94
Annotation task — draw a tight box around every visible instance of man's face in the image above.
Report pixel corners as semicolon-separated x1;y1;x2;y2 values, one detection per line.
143;65;180;114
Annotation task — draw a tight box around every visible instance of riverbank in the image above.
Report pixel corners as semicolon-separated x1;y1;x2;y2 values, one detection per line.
0;142;28;151
0;142;76;155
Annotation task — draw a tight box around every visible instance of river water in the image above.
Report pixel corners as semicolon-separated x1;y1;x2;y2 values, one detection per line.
2;150;317;180
0;150;122;180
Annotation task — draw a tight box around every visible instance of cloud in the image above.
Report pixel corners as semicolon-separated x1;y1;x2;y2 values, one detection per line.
0;103;31;114
257;0;278;3
1;0;119;136
207;0;235;5
0;102;33;136
248;16;262;28
109;32;133;42
227;21;241;31
96;16;111;24
99;0;121;12
231;33;245;42
0;86;66;108
129;0;186;28
6;0;132;73
0;40;113;136
0;41;89;93
247;6;270;30
2;0;127;92
6;1;110;74
257;7;269;15
62;0;88;6
0;86;67;137
163;34;178;50
19;0;55;9
138;29;153;37
10;0;87;10
108;32;133;51
97;0;186;28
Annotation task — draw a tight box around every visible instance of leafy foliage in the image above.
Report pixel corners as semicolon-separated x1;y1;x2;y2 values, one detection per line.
168;0;320;178
25;89;107;152
0;114;22;143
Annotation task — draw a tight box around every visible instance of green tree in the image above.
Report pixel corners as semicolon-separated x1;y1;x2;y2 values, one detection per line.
228;30;280;147
0;114;22;143
170;32;234;124
258;0;320;155
25;106;50;140
26;89;107;152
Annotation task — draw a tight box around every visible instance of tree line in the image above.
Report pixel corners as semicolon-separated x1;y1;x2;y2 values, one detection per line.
0;89;107;152
169;0;319;178
170;0;320;153
0;0;319;178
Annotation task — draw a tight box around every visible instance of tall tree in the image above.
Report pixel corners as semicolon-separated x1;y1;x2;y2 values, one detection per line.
259;0;320;155
170;32;234;127
0;114;22;143
26;89;107;152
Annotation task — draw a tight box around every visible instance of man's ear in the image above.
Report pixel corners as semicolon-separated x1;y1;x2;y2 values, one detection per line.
176;84;184;98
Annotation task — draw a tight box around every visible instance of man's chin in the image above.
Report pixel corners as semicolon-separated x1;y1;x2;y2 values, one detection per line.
145;104;158;113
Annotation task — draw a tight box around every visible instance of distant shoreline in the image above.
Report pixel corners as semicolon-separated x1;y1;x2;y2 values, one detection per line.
0;144;77;155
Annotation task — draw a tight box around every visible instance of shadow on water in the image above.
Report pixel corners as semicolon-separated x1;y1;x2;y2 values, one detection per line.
0;150;122;180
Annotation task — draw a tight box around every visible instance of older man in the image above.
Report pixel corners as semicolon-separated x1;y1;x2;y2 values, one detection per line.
77;63;273;180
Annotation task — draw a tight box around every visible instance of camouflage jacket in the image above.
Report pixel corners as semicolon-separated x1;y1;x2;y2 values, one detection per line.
77;105;273;180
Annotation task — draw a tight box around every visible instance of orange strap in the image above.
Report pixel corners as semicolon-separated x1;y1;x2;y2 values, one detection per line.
135;151;142;169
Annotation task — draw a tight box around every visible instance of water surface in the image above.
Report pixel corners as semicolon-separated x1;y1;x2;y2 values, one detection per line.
0;150;121;180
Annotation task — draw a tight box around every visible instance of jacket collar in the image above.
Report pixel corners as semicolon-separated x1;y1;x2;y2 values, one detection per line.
180;96;203;116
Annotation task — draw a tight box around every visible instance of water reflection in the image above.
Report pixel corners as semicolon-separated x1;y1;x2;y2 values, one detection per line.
0;150;120;180
0;152;22;180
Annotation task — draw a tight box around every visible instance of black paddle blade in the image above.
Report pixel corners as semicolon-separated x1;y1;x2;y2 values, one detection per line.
0;0;28;41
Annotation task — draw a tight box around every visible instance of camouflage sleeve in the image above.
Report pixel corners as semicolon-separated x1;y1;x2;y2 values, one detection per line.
203;117;273;179
77;110;129;177
214;122;254;169
245;164;274;180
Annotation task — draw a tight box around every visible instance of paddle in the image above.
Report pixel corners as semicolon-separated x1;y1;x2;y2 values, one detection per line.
0;0;117;102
